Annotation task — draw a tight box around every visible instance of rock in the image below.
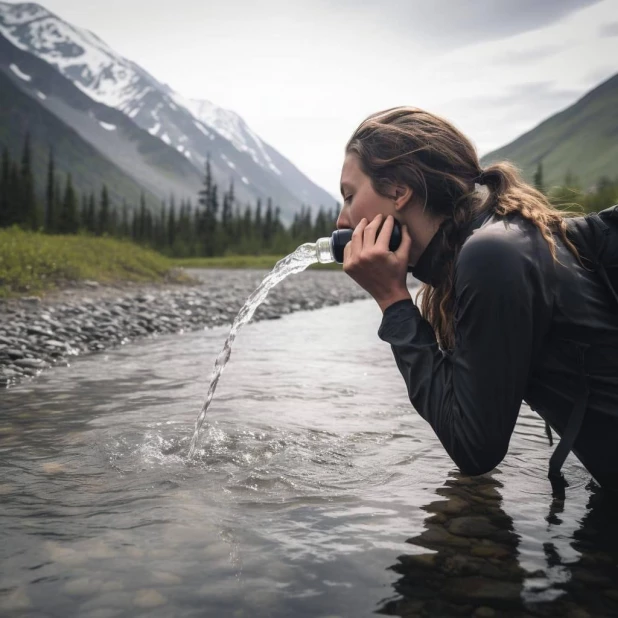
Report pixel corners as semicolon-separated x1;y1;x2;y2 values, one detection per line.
42;462;65;474
26;326;54;337
64;577;102;596
447;516;498;539
14;358;46;369
133;589;167;608
473;607;496;618
20;296;40;304
445;577;521;603
412;524;471;549
0;587;31;611
398;552;438;569
471;543;511;560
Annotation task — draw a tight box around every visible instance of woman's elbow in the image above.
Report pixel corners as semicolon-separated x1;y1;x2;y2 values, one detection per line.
451;445;506;477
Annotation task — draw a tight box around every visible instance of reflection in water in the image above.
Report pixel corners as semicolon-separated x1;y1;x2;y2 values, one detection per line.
0;299;617;617
380;473;618;618
380;473;525;617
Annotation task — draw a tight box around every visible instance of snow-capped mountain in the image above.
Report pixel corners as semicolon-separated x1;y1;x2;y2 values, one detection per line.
174;96;283;176
0;31;203;203
0;2;336;218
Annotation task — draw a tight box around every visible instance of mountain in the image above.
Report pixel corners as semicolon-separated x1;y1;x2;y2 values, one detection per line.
0;33;203;203
481;73;618;191
0;68;163;209
0;2;337;220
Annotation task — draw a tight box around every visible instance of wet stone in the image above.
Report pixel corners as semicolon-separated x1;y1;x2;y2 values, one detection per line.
447;516;498;539
133;589;167;608
14;358;46;369
473;607;496;618
0;587;31;611
64;577;102;596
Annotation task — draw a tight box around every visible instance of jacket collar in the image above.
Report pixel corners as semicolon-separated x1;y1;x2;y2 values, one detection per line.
409;207;494;286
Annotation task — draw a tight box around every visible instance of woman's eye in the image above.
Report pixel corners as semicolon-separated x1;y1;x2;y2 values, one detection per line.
344;195;353;203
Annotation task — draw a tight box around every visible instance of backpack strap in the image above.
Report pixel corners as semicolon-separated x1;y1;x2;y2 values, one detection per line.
547;342;591;499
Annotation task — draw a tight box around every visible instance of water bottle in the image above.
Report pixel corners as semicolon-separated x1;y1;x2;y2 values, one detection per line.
315;218;403;264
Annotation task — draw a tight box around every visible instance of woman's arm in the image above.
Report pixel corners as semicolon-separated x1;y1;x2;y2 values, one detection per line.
378;234;538;475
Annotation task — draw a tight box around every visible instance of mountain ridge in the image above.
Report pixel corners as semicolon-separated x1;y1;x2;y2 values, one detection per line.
0;1;337;220
480;73;618;190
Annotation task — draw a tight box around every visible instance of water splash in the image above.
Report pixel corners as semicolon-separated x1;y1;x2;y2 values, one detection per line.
187;243;319;458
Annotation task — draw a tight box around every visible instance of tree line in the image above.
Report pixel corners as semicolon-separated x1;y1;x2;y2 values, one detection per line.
1;135;616;258
533;161;618;212
0;134;339;257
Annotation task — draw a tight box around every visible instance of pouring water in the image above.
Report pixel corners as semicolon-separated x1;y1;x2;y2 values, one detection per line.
187;222;402;457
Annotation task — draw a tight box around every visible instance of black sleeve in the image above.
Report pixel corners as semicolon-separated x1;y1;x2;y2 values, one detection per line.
377;234;537;475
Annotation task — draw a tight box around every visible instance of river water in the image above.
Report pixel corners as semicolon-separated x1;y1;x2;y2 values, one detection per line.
1;297;617;617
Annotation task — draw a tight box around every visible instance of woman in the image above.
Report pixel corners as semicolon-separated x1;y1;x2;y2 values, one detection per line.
338;107;618;497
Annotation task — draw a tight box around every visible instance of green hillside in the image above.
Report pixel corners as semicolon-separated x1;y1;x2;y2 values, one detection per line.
480;73;618;191
0;71;159;209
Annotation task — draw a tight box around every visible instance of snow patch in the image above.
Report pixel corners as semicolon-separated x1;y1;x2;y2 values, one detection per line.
148;123;161;136
241;176;249;185
10;63;31;81
194;121;210;137
99;121;116;131
184;151;192;159
128;107;139;118
226;160;236;170
36;91;47;100
268;162;282;176
177;145;185;153
161;133;171;145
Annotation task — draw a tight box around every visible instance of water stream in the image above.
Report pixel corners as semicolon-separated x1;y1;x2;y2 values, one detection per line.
1;276;618;617
188;243;318;457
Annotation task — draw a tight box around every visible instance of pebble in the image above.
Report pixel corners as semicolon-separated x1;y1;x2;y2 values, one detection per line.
0;269;376;387
133;589;167;608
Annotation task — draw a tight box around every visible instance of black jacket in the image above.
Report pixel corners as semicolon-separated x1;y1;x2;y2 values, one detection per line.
378;208;618;492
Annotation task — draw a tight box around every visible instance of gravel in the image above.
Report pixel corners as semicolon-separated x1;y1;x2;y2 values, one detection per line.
0;268;373;388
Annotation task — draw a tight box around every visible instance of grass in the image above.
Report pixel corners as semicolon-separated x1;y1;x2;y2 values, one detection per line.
0;227;185;298
0;229;343;298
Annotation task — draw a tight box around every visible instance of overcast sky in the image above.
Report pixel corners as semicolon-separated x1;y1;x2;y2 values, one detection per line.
6;0;618;197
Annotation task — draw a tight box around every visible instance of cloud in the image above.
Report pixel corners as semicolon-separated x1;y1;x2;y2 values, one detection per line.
599;22;618;37
316;0;604;50
493;45;565;65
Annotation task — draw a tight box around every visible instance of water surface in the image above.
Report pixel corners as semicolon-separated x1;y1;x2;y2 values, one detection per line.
1;299;617;617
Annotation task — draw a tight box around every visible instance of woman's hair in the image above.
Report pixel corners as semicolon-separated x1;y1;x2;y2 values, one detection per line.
346;106;580;351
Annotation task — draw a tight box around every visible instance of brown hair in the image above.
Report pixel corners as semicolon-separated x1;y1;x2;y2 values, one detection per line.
346;107;579;351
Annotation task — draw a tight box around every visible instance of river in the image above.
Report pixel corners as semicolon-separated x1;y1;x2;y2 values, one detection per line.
1;297;617;617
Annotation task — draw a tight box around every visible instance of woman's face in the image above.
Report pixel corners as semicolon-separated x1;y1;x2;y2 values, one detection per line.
337;153;397;230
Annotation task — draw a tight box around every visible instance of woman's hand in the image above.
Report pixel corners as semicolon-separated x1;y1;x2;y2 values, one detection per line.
343;214;413;312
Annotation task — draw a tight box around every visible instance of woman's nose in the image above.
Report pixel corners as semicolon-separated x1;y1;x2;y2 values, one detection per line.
336;210;351;230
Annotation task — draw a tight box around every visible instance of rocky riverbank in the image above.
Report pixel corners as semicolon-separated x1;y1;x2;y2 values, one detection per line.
0;268;376;388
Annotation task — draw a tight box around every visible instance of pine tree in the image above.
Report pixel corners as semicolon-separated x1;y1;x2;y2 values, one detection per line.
58;173;79;233
0;146;10;227
254;198;263;245
120;200;129;237
80;194;88;231
533;161;545;194
98;185;110;235
86;192;96;233
20;133;39;229
8;161;21;227
46;149;56;232
263;198;273;247
167;201;176;249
